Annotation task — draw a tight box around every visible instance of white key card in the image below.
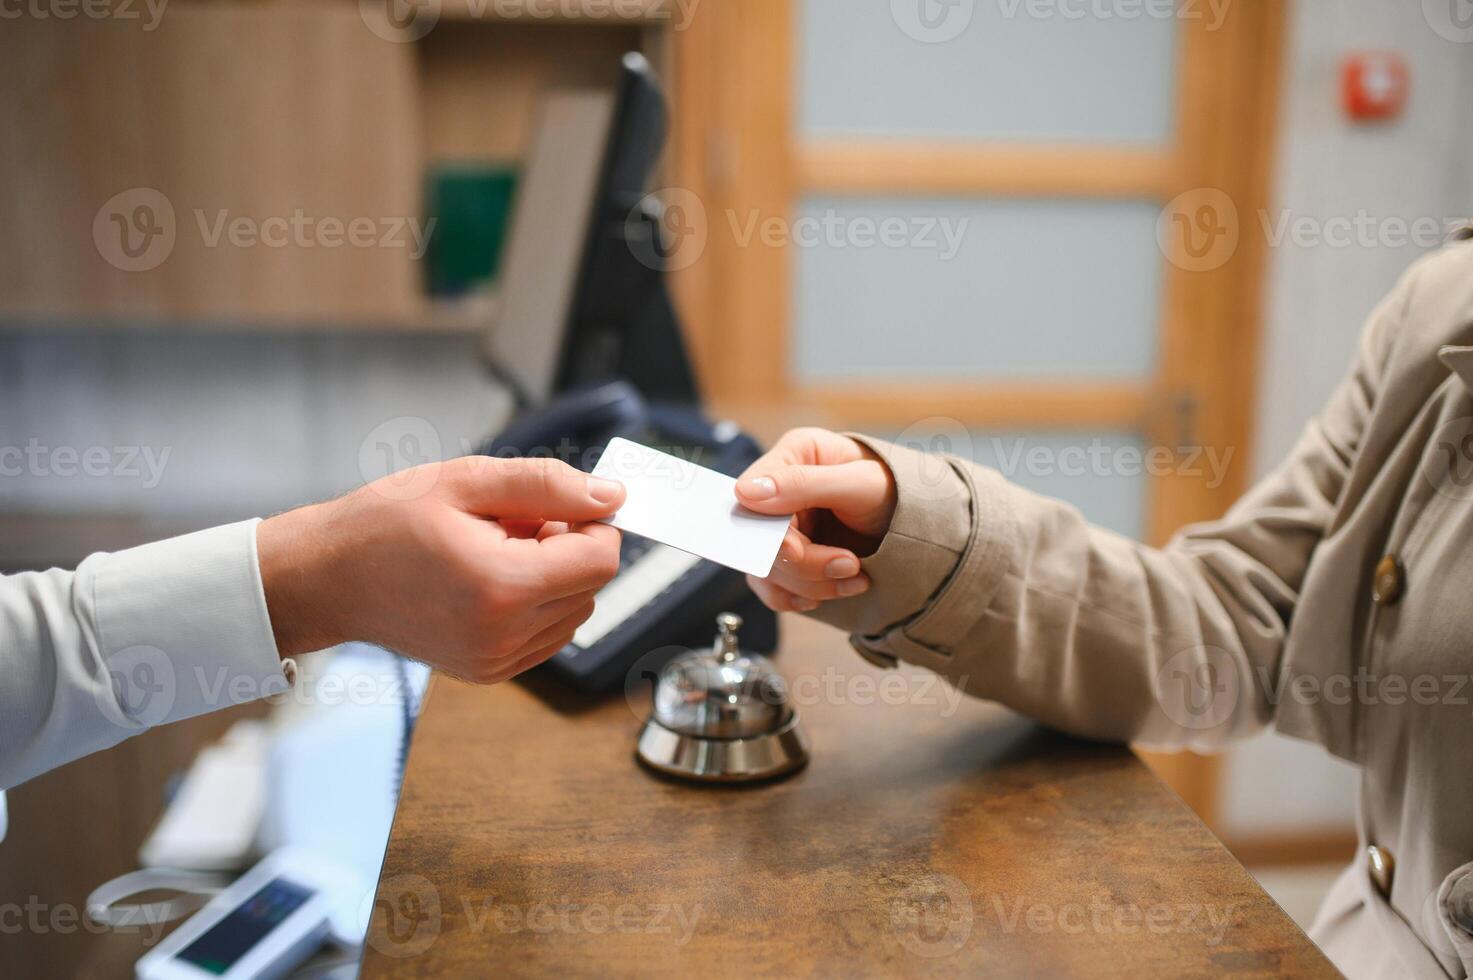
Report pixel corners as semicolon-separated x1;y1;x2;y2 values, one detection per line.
591;437;791;578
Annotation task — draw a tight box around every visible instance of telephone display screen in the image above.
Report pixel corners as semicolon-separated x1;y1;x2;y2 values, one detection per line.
176;877;314;975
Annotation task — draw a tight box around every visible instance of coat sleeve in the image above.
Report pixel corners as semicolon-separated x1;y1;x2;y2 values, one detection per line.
809;267;1410;751
0;520;287;789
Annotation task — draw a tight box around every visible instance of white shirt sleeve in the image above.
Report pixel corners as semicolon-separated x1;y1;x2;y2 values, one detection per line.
0;519;287;790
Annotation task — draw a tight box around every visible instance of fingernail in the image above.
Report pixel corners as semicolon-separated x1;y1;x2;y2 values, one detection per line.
739;476;776;500
825;556;860;579
588;477;622;504
837;577;870;597
792;597;819;612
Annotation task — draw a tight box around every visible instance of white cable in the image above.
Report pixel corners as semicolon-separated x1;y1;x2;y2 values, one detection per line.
85;867;231;928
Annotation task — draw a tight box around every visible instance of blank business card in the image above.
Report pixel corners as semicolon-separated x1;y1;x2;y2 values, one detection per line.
591;437;791;578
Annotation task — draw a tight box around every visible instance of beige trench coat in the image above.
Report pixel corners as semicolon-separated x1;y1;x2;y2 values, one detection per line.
811;240;1473;978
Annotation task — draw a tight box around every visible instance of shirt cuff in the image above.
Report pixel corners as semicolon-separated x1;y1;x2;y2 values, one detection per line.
88;519;287;729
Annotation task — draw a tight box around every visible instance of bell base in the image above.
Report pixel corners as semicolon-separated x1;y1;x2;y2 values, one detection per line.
636;713;809;783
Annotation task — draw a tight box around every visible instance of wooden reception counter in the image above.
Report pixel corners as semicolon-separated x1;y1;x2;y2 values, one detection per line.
362;616;1335;977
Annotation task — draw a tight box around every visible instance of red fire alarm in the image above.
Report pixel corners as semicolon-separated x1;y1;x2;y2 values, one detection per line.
1341;52;1409;121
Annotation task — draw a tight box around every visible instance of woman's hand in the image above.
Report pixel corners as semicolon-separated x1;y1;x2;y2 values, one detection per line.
734;427;897;613
257;456;625;683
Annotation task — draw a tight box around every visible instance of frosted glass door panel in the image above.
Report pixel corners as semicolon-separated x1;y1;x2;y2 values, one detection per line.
800;0;1179;142
792;197;1161;381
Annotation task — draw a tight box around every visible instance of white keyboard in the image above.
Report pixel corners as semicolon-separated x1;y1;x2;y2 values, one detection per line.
572;544;702;650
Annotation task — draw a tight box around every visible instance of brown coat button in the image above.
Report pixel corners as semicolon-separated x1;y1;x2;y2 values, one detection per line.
1367;844;1395;898
1372;556;1404;605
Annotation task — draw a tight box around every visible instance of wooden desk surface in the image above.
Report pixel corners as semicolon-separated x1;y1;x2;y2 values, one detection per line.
364;616;1335;978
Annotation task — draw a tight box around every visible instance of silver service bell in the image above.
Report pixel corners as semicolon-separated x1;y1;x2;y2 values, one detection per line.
635;612;809;783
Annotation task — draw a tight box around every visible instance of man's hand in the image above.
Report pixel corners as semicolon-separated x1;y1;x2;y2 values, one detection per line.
734;428;897;613
256;456;625;683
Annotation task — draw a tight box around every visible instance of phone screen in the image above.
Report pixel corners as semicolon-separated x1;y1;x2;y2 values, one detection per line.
176;877;314;975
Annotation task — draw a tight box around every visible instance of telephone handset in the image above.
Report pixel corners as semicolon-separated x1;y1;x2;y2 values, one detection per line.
480;380;779;692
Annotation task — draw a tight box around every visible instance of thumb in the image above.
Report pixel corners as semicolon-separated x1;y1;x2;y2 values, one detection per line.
444;456;626;522
735;459;889;518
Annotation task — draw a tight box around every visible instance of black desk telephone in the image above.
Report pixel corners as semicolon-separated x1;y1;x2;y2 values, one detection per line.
481;381;779;693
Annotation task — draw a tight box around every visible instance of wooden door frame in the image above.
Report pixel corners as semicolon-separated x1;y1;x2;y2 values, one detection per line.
672;1;1289;828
